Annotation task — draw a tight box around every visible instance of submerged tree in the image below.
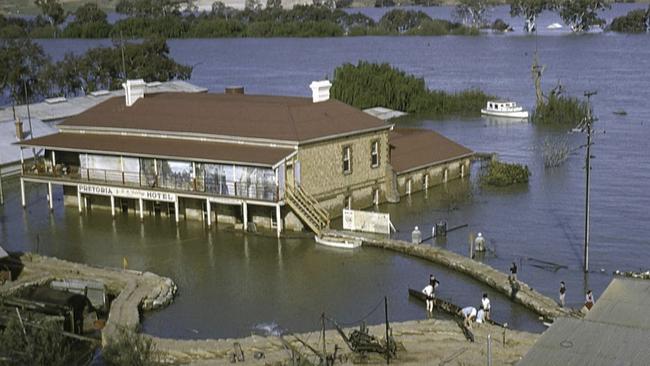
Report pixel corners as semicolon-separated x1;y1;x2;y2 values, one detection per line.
558;0;610;32
48;37;193;96
453;0;494;28
0;38;50;114
510;0;558;32
34;0;66;28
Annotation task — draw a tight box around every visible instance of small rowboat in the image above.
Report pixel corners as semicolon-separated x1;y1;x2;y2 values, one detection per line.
408;288;506;328
315;235;362;249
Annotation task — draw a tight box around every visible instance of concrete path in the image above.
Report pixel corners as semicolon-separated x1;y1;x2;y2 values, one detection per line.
325;230;579;321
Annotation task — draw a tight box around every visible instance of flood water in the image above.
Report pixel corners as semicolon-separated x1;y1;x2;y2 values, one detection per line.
2;4;650;339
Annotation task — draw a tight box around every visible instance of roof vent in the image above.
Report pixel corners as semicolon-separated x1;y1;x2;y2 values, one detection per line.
225;86;245;95
45;96;67;104
122;79;146;107
309;80;332;103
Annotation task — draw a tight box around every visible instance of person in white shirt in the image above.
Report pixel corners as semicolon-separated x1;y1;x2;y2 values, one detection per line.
476;307;486;324
422;283;434;314
481;293;491;321
459;306;477;329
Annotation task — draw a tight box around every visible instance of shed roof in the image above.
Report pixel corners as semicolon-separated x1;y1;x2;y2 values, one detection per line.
0;80;207;123
18;133;294;167
0;118;58;167
59;93;389;143
518;278;650;366
389;128;473;174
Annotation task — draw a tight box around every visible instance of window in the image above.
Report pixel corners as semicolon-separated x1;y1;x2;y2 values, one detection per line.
342;146;352;174
370;140;379;168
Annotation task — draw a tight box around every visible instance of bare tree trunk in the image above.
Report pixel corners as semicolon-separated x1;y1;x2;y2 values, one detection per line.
531;53;545;106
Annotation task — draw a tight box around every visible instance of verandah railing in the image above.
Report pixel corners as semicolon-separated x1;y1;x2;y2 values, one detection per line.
22;163;280;202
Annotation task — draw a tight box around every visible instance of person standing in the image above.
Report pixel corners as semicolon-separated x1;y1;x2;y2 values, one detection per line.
481;293;491;321
509;261;518;282
559;281;566;307
585;290;595;310
474;232;486;252
422;283;434;315
476;306;486;324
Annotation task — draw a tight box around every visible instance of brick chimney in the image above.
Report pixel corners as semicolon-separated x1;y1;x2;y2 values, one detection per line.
15;118;23;140
122;79;147;106
309;80;332;103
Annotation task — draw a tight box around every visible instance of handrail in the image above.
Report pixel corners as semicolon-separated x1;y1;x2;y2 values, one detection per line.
22;164;279;202
295;186;329;225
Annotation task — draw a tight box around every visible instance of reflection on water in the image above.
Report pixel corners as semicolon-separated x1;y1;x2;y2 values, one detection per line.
0;177;544;339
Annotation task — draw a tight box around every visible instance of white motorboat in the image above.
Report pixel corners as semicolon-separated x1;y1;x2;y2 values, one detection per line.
547;23;563;30
315;235;362;249
481;100;529;119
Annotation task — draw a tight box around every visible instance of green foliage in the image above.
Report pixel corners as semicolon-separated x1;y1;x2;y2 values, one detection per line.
102;326;160;366
115;0;192;17
378;9;431;33
558;0;610;32
50;37;193;95
0;4;484;39
0;316;74;366
532;93;589;125
608;8;650;33
453;0;495;28
330;61;493;116
481;160;530;187
0;38;50;106
34;0;66;28
510;0;558;32
61;3;111;38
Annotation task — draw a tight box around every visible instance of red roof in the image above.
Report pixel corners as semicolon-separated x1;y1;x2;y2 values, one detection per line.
389;128;473;174
60;93;389;143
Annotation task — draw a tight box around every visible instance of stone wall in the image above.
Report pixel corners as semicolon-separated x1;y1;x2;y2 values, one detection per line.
298;130;389;217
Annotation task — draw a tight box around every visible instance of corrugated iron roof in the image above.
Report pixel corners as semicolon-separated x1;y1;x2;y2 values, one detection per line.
389;128;473;174
519;278;650;366
59;93;389;143
0;80;207;123
0;118;58;167
18;133;294;167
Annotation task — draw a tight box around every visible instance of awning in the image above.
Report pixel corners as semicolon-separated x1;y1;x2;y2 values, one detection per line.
17;133;295;168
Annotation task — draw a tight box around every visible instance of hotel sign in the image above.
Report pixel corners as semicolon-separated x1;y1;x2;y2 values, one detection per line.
343;209;391;235
78;184;176;202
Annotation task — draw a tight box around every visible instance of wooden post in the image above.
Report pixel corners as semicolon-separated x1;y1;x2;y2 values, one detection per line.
206;199;212;227
242;201;248;231
385;296;390;364
47;182;53;211
174;198;179;224
110;196;115;218
77;186;82;214
0;165;4;205
20;178;26;208
276;204;281;238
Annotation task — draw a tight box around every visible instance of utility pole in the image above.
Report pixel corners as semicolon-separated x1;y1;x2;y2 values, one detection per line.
583;90;597;273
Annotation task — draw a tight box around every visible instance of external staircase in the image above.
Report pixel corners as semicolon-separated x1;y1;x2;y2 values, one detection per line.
285;185;330;236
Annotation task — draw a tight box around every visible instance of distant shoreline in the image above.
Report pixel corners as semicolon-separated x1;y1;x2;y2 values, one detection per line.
2;0;649;16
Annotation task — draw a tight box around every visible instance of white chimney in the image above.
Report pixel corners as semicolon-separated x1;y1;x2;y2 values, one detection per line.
309;80;332;103
122;79;147;106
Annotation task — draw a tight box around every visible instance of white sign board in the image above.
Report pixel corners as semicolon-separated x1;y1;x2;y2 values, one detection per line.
342;209;391;235
78;184;177;202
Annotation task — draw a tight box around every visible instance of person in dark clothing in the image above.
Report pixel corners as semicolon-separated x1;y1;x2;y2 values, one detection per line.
559;281;566;307
509;262;518;282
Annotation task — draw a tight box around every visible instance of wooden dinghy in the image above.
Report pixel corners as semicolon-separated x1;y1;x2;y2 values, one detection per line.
315;235;362;249
407;288;506;328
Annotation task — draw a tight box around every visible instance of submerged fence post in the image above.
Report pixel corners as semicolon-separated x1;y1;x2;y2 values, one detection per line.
487;333;492;366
